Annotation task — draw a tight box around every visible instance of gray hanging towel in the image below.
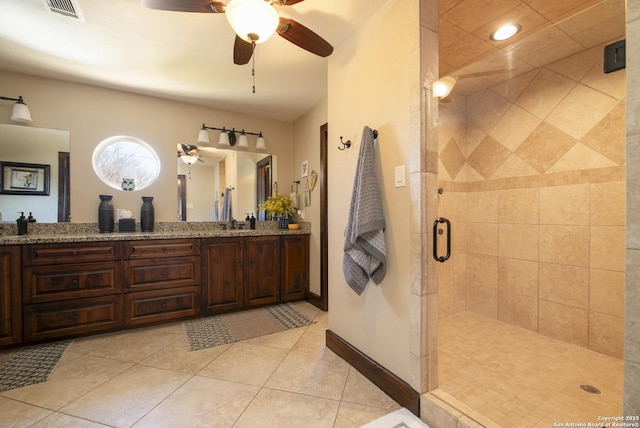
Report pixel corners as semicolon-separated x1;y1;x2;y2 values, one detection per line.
220;187;232;221
211;194;219;221
343;126;386;295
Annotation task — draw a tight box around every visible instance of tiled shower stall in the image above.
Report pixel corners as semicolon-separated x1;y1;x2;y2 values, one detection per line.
436;45;626;358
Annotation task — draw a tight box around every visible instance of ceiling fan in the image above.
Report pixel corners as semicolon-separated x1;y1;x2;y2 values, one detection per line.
140;0;334;65
177;144;203;164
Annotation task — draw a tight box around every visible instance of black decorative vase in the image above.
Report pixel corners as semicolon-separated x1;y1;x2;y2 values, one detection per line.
140;196;154;232
98;194;114;233
278;215;292;229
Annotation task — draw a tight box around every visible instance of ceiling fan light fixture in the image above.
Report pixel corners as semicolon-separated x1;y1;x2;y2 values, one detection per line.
180;154;199;165
490;24;521;41
432;76;456;99
226;0;279;44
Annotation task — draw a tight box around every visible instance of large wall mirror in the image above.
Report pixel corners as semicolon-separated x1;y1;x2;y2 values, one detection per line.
177;145;277;222
0;124;70;223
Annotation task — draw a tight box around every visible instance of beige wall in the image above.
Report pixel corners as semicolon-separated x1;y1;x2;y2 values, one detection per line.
438;44;626;358
625;0;640;416
0;70;295;223
293;99;327;297
327;0;419;386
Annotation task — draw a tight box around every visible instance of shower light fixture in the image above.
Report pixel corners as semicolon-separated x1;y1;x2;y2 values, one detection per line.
432;77;457;99
490;24;521;41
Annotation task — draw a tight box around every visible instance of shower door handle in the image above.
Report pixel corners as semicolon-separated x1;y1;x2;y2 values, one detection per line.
433;217;451;263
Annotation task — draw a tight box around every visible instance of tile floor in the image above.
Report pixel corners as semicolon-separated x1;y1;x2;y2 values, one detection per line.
0;302;400;427
436;311;624;428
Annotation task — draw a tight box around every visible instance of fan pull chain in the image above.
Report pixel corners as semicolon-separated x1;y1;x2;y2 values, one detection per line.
251;41;256;94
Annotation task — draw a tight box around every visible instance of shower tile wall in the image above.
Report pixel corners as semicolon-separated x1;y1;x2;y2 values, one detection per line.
437;43;626;358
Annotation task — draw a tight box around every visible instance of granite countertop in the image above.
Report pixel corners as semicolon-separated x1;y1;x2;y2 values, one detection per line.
0;221;310;245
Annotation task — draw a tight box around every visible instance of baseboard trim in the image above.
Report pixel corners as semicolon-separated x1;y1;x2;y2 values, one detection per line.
307;292;324;310
326;329;420;416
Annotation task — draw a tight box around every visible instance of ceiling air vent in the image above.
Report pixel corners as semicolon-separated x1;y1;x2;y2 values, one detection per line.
42;0;83;20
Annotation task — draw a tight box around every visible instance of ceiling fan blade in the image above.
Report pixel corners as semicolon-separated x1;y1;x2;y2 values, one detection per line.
277;18;333;57
271;0;305;5
141;0;226;13
234;35;254;65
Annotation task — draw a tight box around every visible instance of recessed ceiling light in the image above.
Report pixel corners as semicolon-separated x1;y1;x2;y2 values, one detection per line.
490;24;522;41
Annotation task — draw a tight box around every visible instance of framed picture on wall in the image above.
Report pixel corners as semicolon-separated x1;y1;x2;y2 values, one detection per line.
301;160;309;178
0;161;50;195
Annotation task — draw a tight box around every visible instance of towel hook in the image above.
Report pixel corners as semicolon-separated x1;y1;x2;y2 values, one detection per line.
338;136;351;150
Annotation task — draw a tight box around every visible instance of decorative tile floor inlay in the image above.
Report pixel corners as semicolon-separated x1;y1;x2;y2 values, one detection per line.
184;303;314;351
0;340;72;392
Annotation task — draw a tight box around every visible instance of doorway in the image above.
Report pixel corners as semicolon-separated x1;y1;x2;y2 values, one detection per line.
256;156;272;221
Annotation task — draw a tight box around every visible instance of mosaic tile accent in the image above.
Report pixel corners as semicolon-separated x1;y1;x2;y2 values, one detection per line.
183;303;314;352
0;340;72;392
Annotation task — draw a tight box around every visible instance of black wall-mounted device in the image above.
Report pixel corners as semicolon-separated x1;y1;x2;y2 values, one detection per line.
604;39;625;73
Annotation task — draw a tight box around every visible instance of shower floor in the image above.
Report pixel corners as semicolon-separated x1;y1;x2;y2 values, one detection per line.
436;311;623;427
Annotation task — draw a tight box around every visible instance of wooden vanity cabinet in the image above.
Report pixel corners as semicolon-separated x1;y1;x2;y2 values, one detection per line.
3;232;309;348
21;242;123;342
202;237;244;313
0;246;21;347
281;234;309;302
244;235;281;307
202;235;308;314
123;239;201;326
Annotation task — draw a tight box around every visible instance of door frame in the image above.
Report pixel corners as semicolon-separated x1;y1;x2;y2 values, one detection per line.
320;123;329;310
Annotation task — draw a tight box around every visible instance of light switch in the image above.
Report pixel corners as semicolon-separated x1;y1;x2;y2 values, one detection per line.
186;203;194;209
395;165;406;188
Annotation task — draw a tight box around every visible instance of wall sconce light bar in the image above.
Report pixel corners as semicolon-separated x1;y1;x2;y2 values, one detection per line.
0;95;32;123
197;123;266;150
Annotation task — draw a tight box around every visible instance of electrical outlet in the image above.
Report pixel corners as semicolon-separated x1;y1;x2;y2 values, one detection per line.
186;203;194;209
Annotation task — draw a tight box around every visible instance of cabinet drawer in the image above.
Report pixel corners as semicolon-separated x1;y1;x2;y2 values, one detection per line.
23;295;123;342
124;239;200;259
124;286;200;326
23;262;122;304
123;256;200;292
23;242;121;266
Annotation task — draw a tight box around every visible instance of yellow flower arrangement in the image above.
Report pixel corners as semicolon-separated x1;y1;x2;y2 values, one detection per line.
259;193;294;217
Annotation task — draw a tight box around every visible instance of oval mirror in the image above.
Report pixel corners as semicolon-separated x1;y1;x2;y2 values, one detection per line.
92;135;161;191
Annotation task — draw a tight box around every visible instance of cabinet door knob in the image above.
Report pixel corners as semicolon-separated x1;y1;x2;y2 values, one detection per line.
161;271;167;276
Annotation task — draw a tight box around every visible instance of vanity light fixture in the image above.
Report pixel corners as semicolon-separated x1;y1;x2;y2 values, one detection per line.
255;132;266;150
237;130;249;148
432;76;457;99
490;24;521;41
0;95;32;123
197;123;266;150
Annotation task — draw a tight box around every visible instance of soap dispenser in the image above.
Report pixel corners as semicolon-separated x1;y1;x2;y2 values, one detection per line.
27;212;37;223
250;213;256;230
16;212;27;235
